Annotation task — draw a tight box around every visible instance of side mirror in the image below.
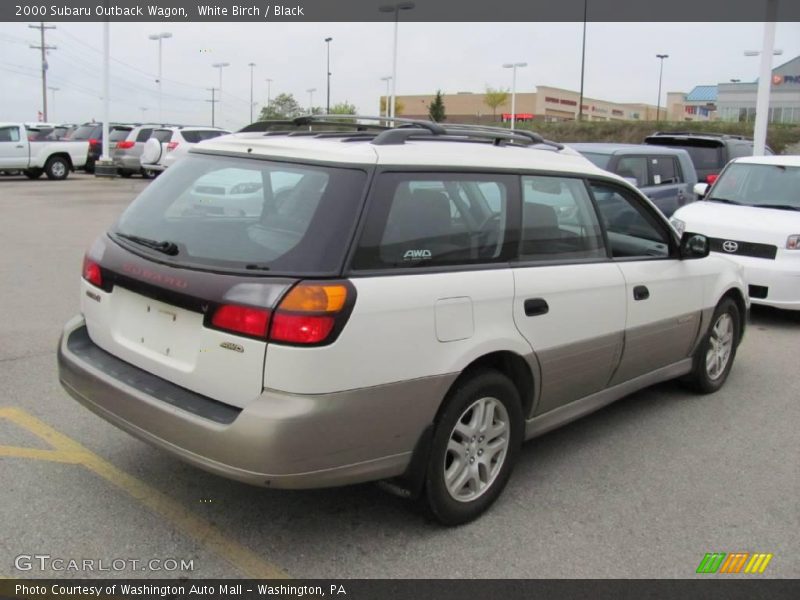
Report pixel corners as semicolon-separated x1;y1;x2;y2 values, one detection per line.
680;233;710;259
693;182;709;198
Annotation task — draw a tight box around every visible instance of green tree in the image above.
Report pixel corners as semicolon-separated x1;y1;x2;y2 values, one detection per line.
428;90;446;122
483;86;509;122
258;93;303;119
379;97;405;116
330;101;357;115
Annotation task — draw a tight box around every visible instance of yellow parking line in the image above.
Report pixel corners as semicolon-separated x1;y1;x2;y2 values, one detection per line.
0;407;288;579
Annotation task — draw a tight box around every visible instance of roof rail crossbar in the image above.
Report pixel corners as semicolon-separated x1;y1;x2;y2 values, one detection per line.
291;114;447;135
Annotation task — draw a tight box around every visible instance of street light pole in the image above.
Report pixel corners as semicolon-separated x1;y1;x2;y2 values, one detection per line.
380;76;392;117
248;62;256;122
379;2;415;121
148;32;172;123
307;88;316;113
655;54;669;123
747;0;780;156
502;62;527;131
325;37;332;114
212;62;230;124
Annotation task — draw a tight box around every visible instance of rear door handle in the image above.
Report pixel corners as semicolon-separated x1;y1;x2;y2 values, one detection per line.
524;298;549;317
633;285;650;301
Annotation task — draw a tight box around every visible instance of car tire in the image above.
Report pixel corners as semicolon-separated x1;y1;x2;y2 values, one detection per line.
683;297;741;394
140;169;154;179
24;169;44;179
44;156;70;180
423;369;523;526
118;170;133;178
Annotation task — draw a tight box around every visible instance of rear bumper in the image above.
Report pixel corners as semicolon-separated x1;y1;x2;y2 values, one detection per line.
57;316;449;488
112;155;142;171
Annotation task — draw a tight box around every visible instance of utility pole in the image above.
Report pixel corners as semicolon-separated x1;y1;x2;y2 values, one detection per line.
206;87;219;127
48;86;59;121
265;78;273;113
29;22;56;122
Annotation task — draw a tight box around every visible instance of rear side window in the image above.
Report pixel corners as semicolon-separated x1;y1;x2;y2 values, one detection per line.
650;156;682;185
614;156;648;187
152;129;173;143
135;128;153;142
353;173;513;269
114;155;367;275
727;142;754;159
520;176;605;261
109;128;132;142
181;130;227;143
0;126;21;142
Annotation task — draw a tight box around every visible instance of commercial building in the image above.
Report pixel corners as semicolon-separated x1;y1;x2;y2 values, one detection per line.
666;55;800;123
389;85;665;124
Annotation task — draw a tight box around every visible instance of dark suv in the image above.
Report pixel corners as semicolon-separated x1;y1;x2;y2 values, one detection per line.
643;132;771;185
67;123;132;173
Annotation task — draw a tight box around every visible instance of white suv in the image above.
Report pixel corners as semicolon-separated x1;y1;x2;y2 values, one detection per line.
58;117;748;524
140;126;230;174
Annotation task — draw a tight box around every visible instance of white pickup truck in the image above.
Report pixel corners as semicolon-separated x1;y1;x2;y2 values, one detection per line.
0;123;89;180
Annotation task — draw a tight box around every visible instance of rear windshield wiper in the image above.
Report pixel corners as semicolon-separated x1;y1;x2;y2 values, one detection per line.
756;203;800;211
706;197;742;205
116;233;179;256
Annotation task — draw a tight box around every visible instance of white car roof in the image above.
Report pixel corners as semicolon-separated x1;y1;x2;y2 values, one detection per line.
731;155;800;167
194;131;620;179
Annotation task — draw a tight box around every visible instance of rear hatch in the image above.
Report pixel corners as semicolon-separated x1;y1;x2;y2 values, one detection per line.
81;152;368;408
644;135;723;183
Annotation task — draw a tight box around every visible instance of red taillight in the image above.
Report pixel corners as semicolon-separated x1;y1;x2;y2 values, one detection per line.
88;138;99;146
82;256;102;287
211;305;271;338
116;140;135;149
167;141;179;151
706;174;718;185
271;314;336;344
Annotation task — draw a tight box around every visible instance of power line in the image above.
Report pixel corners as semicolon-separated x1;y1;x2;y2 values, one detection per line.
206;87;219;127
28;22;56;121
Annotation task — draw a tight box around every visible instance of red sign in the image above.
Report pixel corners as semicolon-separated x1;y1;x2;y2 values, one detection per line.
501;113;534;119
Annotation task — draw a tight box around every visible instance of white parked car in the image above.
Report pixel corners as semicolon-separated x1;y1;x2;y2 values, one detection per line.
672;155;800;311
0;122;89;179
140;126;230;174
59;117;748;525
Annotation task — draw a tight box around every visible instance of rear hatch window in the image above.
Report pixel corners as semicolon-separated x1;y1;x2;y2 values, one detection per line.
181;130;228;143
112;154;368;276
69;124;99;140
152;129;174;143
109;127;132;142
645;137;722;172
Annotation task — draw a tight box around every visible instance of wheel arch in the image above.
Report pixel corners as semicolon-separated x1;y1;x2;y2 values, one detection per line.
46;152;74;171
719;286;748;344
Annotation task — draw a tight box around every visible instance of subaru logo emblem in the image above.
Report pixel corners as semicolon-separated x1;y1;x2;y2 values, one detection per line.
722;240;739;253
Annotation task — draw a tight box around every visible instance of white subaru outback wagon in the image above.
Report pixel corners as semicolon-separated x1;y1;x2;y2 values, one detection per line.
58;117;748;525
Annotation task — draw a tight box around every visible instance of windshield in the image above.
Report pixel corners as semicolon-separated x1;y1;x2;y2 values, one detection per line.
113;154;368;275
579;152;612;170
708;162;800;209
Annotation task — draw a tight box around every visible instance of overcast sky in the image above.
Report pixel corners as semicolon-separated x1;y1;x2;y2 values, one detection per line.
1;21;799;129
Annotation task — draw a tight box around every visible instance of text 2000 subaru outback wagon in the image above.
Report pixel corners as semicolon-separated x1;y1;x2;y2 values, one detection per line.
58;117;748;525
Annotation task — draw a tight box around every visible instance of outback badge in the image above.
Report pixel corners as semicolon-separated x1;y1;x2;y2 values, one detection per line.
219;341;244;353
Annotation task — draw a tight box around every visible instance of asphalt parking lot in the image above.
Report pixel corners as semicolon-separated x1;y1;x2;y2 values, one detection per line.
0;172;798;579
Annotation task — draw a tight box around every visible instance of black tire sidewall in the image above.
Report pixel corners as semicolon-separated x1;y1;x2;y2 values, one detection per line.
425;369;523;525
45;157;68;180
692;298;740;393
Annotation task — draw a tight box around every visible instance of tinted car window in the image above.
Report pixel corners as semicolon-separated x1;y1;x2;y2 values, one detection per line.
591;182;670;258
615;156;648;187
581;152;612;170
520;176;605;261
135;128;153;142
727;142;754;159
152;130;173;143
353;173;512;269
650;156;681;185
68;125;100;140
114;155;367;275
109;128;132;142
181;130;227;143
0;126;20;142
